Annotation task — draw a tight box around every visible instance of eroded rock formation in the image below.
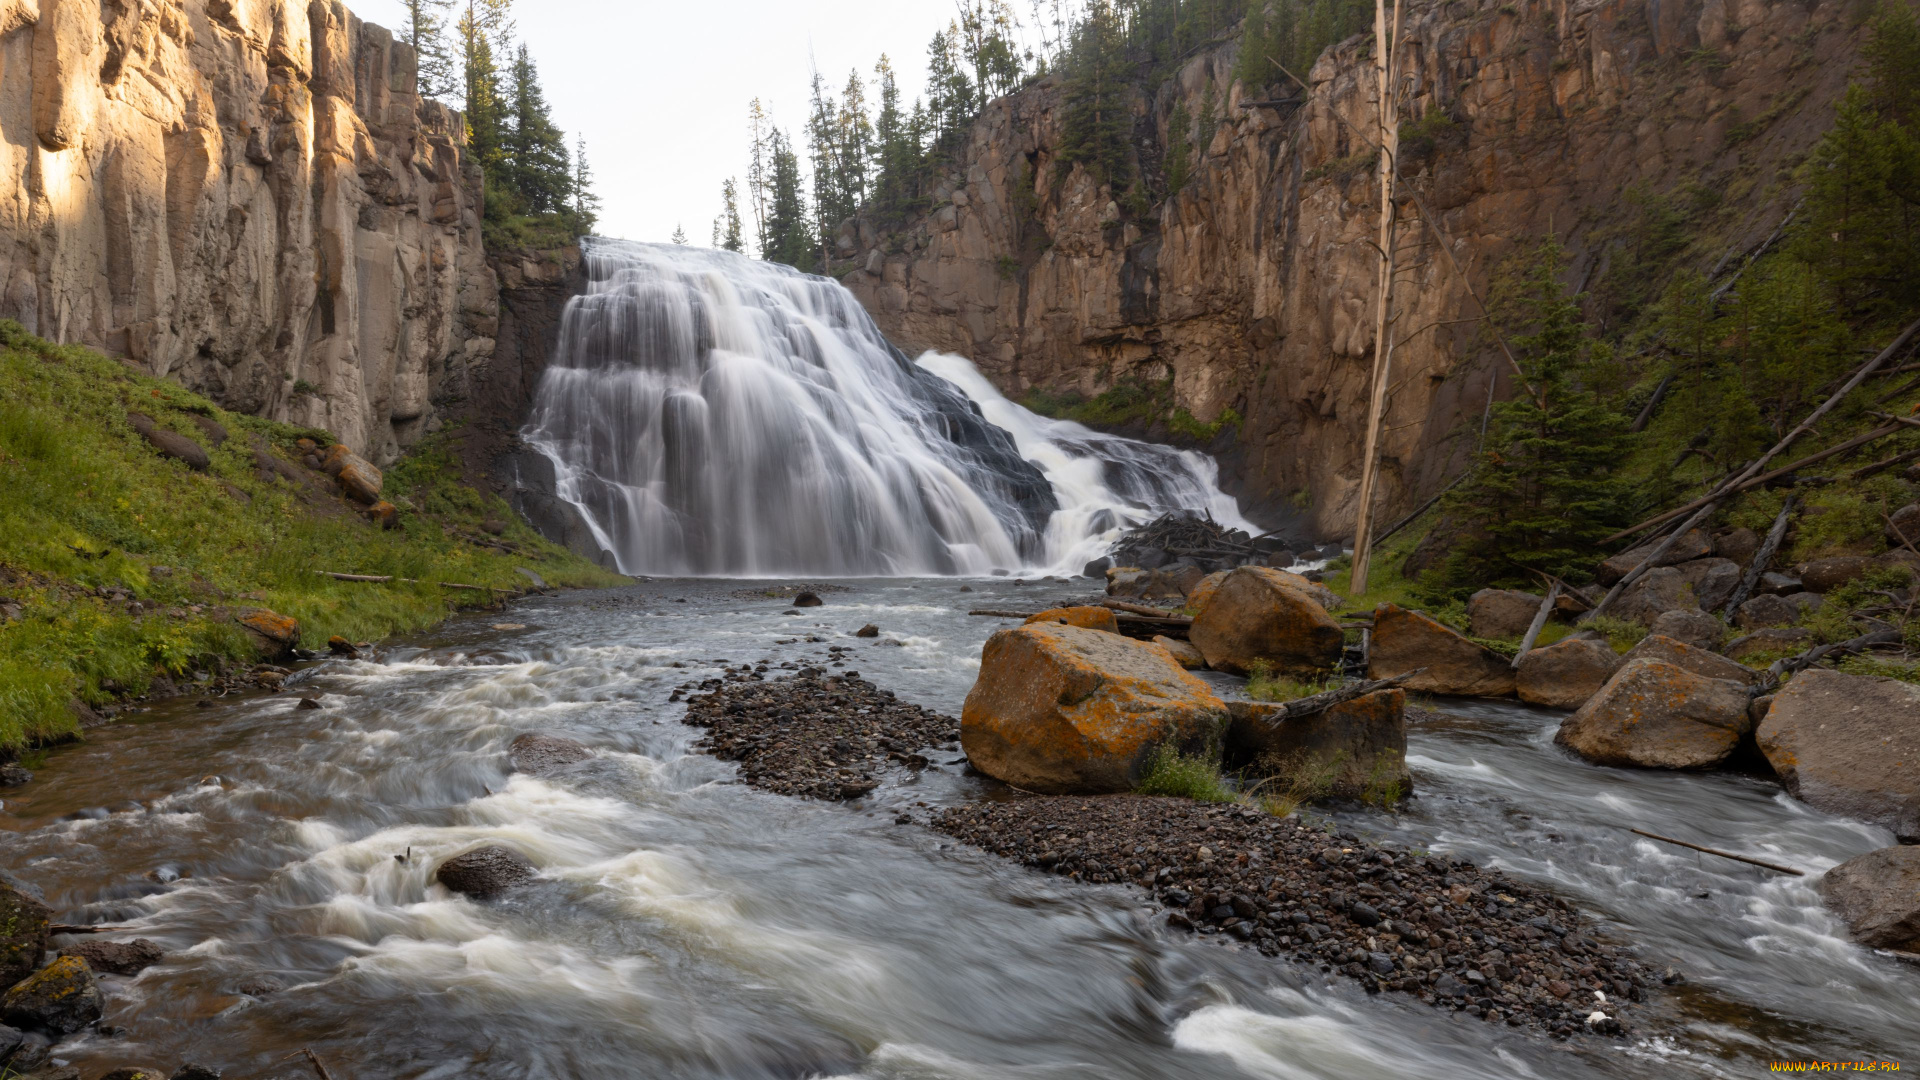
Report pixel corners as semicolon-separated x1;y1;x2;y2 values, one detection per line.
841;0;1866;535
0;0;496;462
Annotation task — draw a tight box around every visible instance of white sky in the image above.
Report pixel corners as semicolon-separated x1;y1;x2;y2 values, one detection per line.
350;0;980;245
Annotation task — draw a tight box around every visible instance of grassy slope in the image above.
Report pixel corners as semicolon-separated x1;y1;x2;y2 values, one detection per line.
0;322;623;753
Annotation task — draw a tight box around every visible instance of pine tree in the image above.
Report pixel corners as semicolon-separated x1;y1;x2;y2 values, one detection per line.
503;44;574;215
956;0;1025;103
713;177;745;252
1164;98;1192;197
925;27;977;153
456;1;509;176
746;99;774;257
572;135;601;227
1059;0;1132;189
837;68;875;211
671;224;688;245
870;54;920;216
762;128;816;271
807;71;852;244
400;0;458;100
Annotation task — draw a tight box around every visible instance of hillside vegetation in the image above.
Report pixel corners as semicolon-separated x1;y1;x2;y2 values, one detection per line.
0;323;622;755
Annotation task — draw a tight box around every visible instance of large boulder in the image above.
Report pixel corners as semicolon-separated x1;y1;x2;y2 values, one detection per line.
1597;529;1712;584
1621;633;1756;685
1797;556;1873;594
1187;572;1230;612
1819;845;1920;950
960;623;1229;794
1886;503;1920;547
1613;567;1696;626
1025;606;1120;634
126;413;209;472
1734;593;1800;629
508;732;593;775
1647;608;1727;651
1225;690;1411;802
1516;637;1622;709
1152;635;1206;669
0;882;50;989
1368;604;1515;698
236;609;299;660
59;938;163;976
321;444;383;505
1;956;102;1034
1467;589;1545;639
1713;527;1761;567
435;846;538;899
1188;567;1344;676
1724;627;1814;662
1674;558;1742;613
1757;669;1920;830
1553;659;1752;769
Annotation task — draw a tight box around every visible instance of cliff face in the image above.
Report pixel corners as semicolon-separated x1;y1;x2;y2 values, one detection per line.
842;0;1865;538
0;0;496;463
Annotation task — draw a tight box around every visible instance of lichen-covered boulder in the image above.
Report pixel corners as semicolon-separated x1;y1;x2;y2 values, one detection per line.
508;732;593;776
1734;593;1800;629
235;609;299;660
1024;606;1120;634
1188;567;1344;676
1797;556;1873;594
1152;635;1206;669
1647;608;1727;651
322;444;384;505
1368;604;1514;698
0;881;50;989
1613;567;1696;627
1597;529;1712;584
1757;669;1920;830
60;938;163;976
1515;637;1622;710
961;623;1229;794
1674;558;1742;614
1819;845;1920;950
1225;689;1411;802
1467;589;1546;639
1621;633;1755;685
1553;658;1751;769
1;956;102;1034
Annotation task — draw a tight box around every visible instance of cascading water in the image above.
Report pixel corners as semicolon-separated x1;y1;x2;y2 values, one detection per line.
521;240;1253;577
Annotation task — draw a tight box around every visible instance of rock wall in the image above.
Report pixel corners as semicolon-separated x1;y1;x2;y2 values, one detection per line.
0;0;496;463
842;0;1865;538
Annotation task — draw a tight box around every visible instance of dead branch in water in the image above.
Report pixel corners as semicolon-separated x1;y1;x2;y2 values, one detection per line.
1629;828;1804;876
1253;670;1422;724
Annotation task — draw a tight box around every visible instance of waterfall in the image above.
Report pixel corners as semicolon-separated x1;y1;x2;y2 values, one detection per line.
521;239;1254;577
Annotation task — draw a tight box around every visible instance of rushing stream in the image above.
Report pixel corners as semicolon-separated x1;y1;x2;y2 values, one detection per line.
1;579;1909;1078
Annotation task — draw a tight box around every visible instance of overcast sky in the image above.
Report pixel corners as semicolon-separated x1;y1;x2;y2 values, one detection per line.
349;0;987;245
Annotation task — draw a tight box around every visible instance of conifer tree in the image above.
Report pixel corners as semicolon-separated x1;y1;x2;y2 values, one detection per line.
746;99;774;257
807;72;853;241
714;178;745;252
671;224;688;245
956;0;1025;103
400;0;458;100
504;45;574;215
762;128;816;271
870;55;920;216
573;135;601;227
1164;98;1192;197
456;0;510;175
1059;0;1132;189
925;27;977;153
838;68;875;209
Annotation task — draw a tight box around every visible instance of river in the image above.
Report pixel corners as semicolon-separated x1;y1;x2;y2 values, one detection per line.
0;577;1907;1078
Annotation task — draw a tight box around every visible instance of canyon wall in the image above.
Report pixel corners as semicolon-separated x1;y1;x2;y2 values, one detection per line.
841;0;1866;538
0;0;496;463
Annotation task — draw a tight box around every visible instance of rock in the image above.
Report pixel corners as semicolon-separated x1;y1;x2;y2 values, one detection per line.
1748;693;1775;726
170;1066;222;1080
1621;634;1756;685
1886;503;1920;547
1467;589;1546;639
0;765;29;787
960;623;1229;794
1082;557;1113;579
1757;669;1920;830
1735;594;1800;629
1186;571;1230;612
515;567;549;590
1264;549;1296;568
1188;567;1344;675
793;591;823;607
1784;592;1824;617
854;624;880;638
1553;659;1752;769
434;846;538;899
508;732;593;775
59;938;163;975
1797;556;1873;594
1153;635;1207;669
1515;637;1622;710
236;609;299;660
0;883;50;990
0;1023;19;1065
1673;558;1742;613
1368;604;1515;698
363;501;399;529
1818;845;1920;950
1759;572;1803;595
95;1068;166;1080
125;414;210;472
0;956;102;1034
1597;529;1712;584
322;445;384;505
1225;689;1411;802
1143;563;1206;601
1647;609;1726;650
1875;548;1920;582
1024;606;1120;634
327;636;360;658
1712;527;1761;567
1613;567;1696;626
1105;568;1152;598
187;415;230;447
1724;627;1814;662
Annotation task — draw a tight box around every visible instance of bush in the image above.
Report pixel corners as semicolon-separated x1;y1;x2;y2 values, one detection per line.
1136;743;1236;802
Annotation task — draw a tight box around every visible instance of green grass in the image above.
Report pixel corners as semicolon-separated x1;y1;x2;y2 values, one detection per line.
1244;661;1332;702
0;321;623;754
1136;743;1237;803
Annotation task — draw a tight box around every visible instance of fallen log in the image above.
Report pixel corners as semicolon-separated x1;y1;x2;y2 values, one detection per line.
968;609;1033;618
1628;828;1805;876
312;569;513;594
48;923;132;935
1250;669;1423;724
1099;599;1192;621
1722;496;1795;619
1585;499;1724;622
1761;628;1904;692
1510;583;1562;670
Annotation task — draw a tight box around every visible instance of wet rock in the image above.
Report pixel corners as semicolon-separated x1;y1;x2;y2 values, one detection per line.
1368;604;1515;698
1;956;102;1034
59;938;163;975
1673;558;1742;614
1734;593;1799;629
126;414;210;472
435;846;538;899
1225;690;1410;802
1757;669;1920;830
1819;845;1920;950
1712;527;1761;567
1724;627;1814;662
1797;556;1873;594
236;609;299;660
295;696;322;710
96;1068;166;1080
1082;557;1113;579
1142;563;1207;602
1467;589;1546;639
0;882;50;990
0;764;29;787
854;624;879;638
1554;659;1752;769
961;623;1229;794
327;636;360;658
1264;549;1296;569
168;1067;221;1080
1646;609;1726;651
1613;567;1697;627
508;733;593;775
231;976;283;996
1515;637;1622;710
1023;606;1120;634
0;1021;17;1063
20;1065;73;1080
1153;635;1206;669
1104;568;1151;598
1189;567;1344;676
1621;634;1755;685
1597;529;1712;584
793;591;823;607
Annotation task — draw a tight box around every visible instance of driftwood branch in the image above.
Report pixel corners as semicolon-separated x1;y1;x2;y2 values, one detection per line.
969;609;1033;618
48;923;131;934
1629;372;1674;434
1255;669;1423;724
1852;445;1920;480
312;569;513;594
1761;628;1904;692
1629;829;1805;876
1510;583;1562;670
1585;499;1723;622
1722;496;1795;619
1099;599;1189;620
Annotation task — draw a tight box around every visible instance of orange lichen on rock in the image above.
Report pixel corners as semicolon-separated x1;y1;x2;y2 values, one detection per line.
1367;604;1515;698
961;623;1229;794
1188;566;1344;676
1553;658;1751;769
1024;606;1120;634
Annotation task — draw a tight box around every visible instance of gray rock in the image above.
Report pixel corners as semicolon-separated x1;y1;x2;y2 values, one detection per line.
1621;633;1756;685
1515;637;1622;710
0;765;28;787
60;937;163;975
1674;557;1742;613
1466;589;1545;639
1724;627;1814;662
1734;594;1799;629
1798;556;1873;594
508;732;593;775
0;882;49;990
1886;503;1920;547
0;956;102;1034
1554;659;1752;769
434;846;538;899
1712;527;1761;567
1819;845;1920;949
170;1067;223;1080
1647;608;1727;651
126;413;209;472
1758;669;1920;830
1613;567;1696;626
1598;529;1712;584
1759;572;1803;596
